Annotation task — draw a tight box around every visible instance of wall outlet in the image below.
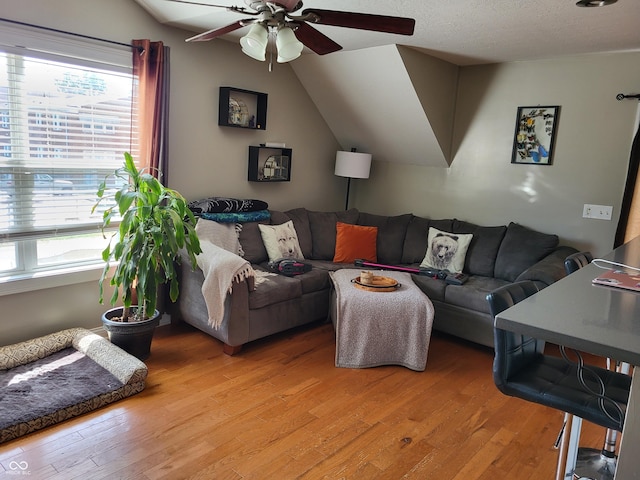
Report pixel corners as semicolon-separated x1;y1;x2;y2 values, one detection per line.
583;204;613;220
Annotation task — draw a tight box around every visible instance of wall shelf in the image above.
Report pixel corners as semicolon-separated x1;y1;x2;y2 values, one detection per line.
219;87;267;130
248;146;291;182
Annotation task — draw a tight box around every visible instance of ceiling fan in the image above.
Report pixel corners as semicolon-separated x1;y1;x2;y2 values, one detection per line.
168;0;415;63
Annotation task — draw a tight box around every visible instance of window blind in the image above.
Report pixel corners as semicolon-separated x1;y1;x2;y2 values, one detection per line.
0;25;138;277
0;51;136;242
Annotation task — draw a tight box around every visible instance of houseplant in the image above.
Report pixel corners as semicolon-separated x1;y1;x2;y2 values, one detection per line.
93;152;201;359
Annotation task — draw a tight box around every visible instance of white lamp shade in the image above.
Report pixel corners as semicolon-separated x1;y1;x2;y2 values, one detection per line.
334;151;372;179
276;27;303;63
240;24;268;61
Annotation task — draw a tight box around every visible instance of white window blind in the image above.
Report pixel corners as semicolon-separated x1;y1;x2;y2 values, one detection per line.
0;34;137;278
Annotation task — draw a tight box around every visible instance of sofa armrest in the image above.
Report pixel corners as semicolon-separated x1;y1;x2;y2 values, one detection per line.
243;273;256;292
515;246;579;286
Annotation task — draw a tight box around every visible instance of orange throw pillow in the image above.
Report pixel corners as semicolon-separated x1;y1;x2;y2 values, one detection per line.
333;222;378;263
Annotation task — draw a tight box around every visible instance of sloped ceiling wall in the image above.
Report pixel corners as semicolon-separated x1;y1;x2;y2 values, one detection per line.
290;45;459;167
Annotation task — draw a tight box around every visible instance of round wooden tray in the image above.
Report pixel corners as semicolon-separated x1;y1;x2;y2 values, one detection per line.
351;275;400;292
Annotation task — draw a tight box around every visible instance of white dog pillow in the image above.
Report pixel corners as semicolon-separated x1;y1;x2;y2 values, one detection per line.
259;220;304;261
420;227;473;273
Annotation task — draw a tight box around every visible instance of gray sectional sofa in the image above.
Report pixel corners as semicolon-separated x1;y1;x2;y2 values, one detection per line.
177;208;577;354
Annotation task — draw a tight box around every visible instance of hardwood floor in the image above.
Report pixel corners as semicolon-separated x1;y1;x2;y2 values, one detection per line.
0;321;607;479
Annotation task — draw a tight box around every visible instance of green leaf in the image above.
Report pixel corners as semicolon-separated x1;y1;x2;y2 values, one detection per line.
92;151;202;317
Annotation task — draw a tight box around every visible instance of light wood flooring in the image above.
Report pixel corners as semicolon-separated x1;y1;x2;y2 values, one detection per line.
0;320;607;479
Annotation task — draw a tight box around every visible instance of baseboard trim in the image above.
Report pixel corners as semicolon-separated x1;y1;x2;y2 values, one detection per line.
160;313;171;327
90;326;108;338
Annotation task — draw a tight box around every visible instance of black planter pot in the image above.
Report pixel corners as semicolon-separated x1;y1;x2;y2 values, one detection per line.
101;307;161;361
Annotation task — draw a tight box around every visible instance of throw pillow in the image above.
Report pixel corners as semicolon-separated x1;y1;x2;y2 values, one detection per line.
188;197;268;214
420;227;473;273
201;210;271;224
333;222;378;263
401;217;454;264
258;220;304;261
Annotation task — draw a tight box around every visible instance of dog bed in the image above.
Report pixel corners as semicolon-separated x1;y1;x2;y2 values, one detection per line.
0;328;148;444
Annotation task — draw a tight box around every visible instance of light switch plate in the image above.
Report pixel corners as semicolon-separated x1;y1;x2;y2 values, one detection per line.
583;204;613;220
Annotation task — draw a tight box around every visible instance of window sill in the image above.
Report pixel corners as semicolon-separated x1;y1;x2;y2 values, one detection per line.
0;263;112;297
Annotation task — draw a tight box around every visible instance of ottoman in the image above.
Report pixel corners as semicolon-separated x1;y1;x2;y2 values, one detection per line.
329;269;435;371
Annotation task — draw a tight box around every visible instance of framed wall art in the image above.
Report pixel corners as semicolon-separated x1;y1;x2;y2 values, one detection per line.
511;105;560;165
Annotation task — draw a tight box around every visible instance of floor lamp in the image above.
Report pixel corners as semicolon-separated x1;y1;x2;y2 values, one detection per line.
334;149;372;210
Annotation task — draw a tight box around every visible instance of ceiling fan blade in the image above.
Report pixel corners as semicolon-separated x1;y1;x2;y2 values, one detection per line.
294;22;342;55
274;0;302;12
301;9;415;36
186;20;246;42
167;0;238;8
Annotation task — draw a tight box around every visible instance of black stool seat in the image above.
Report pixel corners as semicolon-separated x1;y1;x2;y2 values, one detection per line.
496;349;630;432
488;281;631;433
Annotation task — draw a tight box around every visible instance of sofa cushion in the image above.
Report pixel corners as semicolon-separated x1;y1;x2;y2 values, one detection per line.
296;268;331;294
452;220;507;277
333;222;378;263
248;270;303;309
239;220;270;264
357;212;412;264
401;216;454;264
284;208;313;258
258;220;305;261
411;273;447;302
444;276;511;314
308;209;359;260
269;210;291;225
420;227;473;273
494;222;559;282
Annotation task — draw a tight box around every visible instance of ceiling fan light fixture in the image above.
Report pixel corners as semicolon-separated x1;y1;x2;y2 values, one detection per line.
240;23;268;61
576;0;617;6
276;26;303;63
242;47;266;61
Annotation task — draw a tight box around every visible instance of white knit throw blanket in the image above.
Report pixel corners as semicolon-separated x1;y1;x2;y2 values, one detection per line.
195;220;254;329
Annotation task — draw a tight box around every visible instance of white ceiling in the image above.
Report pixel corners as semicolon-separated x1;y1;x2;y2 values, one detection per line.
134;0;640;66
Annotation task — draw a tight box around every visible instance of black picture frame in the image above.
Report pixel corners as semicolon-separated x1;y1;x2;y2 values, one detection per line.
511;105;560;165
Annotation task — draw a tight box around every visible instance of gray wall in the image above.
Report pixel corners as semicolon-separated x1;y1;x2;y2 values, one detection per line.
359;53;640;256
0;0;341;345
1;0;639;345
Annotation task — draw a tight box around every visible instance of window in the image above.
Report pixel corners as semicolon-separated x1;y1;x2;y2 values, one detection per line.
0;39;137;282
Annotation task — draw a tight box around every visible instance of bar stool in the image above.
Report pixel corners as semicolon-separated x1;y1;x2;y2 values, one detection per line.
487;281;631;479
565;251;628;480
564;251;593;274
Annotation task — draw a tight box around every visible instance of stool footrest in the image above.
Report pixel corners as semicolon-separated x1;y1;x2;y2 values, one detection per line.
574;447;617;480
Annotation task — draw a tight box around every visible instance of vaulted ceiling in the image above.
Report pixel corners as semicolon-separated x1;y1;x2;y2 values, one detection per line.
134;0;640;167
291;45;458;167
135;0;640;65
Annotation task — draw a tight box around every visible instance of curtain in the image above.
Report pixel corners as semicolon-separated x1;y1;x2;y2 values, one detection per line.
614;120;640;247
132;39;170;183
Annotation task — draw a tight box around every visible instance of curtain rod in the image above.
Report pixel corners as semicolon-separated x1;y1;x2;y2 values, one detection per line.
617;93;640;101
0;17;144;53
